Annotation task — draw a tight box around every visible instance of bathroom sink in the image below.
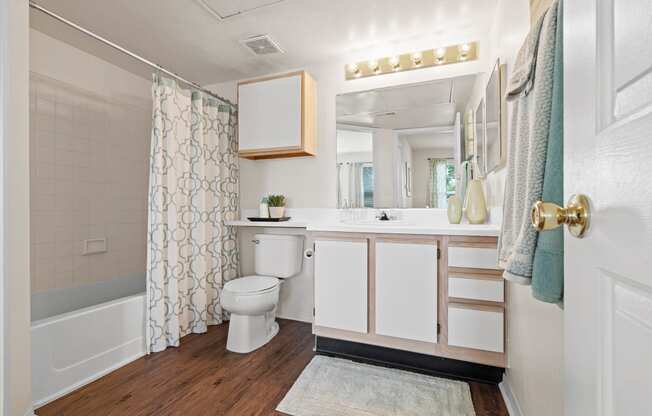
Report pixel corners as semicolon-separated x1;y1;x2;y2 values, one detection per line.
342;219;411;226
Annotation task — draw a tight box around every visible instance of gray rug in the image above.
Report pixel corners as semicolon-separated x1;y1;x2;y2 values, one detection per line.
277;356;476;416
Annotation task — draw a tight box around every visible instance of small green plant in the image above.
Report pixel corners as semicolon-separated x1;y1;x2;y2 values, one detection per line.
267;194;286;207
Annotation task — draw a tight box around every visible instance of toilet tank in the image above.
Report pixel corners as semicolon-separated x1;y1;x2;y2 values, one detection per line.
254;234;304;278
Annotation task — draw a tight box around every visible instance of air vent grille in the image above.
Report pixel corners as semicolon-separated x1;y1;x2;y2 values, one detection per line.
241;35;284;55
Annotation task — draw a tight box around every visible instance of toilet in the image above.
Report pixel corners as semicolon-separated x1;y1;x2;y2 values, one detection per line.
222;234;303;353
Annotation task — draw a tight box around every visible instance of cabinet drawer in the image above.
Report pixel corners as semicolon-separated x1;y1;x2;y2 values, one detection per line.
448;246;500;270
448;304;504;352
448;276;504;302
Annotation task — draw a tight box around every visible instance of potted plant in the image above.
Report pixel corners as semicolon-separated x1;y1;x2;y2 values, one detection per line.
267;194;286;218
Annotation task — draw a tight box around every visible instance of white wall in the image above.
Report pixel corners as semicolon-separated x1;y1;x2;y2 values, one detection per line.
482;1;564;415
2;1;32;415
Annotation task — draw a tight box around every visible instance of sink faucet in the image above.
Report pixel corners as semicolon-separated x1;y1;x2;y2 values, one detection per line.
376;211;391;221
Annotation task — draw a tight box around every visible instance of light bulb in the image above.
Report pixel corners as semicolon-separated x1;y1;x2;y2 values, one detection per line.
411;52;423;66
458;43;471;61
435;47;446;64
368;60;380;74
389;56;401;71
348;63;361;76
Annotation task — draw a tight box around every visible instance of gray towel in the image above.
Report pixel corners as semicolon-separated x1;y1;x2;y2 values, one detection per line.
498;1;560;284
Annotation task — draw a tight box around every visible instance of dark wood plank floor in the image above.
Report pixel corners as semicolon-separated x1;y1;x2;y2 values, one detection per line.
36;319;508;416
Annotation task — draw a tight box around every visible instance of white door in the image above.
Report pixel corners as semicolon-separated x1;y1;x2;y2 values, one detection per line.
375;241;437;343
313;239;368;333
565;1;652;415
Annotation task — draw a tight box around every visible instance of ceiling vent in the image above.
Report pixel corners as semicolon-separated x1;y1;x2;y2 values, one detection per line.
240;35;284;55
197;0;285;21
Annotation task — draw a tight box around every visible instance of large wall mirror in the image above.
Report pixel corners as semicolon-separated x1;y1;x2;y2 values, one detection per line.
336;74;480;209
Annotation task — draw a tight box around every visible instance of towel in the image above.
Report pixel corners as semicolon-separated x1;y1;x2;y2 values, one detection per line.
498;1;560;284
532;0;564;303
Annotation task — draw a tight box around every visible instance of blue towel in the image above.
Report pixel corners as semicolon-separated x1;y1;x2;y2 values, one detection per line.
532;0;564;304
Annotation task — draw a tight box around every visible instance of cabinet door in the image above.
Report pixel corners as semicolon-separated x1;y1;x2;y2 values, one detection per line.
238;74;302;151
375;241;438;343
314;239;368;333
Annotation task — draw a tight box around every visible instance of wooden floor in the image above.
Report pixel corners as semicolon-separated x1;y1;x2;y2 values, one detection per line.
36;319;508;416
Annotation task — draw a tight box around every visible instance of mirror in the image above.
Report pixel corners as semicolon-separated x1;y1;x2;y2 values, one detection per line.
475;97;485;176
485;60;506;173
336;74;480;209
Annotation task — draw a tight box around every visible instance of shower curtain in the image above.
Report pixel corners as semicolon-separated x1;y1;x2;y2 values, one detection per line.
146;76;239;353
425;159;449;208
337;162;365;208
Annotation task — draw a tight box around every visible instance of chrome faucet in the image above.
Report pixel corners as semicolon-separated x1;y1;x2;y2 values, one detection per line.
376;211;391;221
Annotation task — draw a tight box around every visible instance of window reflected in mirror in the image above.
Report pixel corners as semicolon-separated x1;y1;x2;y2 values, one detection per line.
336;74;480;209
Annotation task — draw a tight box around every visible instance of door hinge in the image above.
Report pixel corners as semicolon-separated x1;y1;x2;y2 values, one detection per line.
437;248;441;259
437;323;441;334
313;307;315;317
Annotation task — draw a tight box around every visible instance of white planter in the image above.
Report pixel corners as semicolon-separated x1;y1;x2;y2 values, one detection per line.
269;206;286;218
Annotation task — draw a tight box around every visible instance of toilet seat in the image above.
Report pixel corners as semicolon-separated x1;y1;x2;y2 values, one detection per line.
224;275;279;295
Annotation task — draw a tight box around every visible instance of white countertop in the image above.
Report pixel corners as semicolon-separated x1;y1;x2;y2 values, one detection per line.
226;217;500;237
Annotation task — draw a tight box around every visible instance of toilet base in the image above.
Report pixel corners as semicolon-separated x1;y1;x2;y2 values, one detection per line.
226;310;279;354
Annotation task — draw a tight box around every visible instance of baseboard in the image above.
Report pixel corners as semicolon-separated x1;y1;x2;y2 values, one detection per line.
32;350;146;409
316;336;504;384
499;374;525;416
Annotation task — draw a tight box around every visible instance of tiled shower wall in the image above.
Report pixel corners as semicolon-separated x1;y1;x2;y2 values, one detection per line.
30;73;151;293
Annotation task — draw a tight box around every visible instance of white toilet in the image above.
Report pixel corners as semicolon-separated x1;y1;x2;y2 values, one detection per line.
222;234;303;353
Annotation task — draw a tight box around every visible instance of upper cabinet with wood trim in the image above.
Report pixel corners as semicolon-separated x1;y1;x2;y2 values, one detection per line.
237;71;317;160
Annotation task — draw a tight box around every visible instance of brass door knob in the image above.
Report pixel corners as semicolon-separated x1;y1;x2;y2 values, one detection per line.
531;194;591;238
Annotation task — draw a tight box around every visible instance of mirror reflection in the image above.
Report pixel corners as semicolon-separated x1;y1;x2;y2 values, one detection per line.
336;74;479;209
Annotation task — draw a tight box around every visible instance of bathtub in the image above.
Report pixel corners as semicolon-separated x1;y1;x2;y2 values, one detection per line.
31;275;146;407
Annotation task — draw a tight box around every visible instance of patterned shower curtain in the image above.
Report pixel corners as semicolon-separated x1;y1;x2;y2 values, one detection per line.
425;159;449;208
146;76;239;353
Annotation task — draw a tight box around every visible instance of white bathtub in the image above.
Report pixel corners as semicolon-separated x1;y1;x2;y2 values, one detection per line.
31;291;146;407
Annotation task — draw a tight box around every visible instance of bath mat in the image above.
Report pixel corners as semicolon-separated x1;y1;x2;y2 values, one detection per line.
276;355;476;416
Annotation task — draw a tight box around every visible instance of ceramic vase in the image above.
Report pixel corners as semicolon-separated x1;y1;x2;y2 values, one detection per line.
465;179;487;224
447;195;463;224
269;206;285;218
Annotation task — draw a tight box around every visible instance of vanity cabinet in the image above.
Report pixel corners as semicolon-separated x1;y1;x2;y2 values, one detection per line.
313;239;368;333
375;240;438;343
237;71;316;160
312;232;507;368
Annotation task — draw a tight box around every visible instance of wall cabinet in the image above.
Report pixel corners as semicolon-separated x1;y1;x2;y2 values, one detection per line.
237;71;316;160
375;240;438;343
313;239;368;333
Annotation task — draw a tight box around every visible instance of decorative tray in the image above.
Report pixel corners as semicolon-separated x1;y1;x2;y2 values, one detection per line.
247;217;291;222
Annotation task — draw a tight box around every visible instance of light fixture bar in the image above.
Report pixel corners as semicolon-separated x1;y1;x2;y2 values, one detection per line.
344;42;478;80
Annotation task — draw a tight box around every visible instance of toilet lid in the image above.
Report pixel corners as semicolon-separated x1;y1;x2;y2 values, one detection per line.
223;275;279;294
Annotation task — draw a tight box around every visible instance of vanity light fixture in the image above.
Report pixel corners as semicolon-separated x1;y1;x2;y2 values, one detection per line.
344;41;478;80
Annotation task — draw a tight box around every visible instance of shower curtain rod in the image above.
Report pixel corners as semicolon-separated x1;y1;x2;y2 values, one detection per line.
29;1;237;109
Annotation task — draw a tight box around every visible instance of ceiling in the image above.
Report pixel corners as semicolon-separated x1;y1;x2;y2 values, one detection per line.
30;0;498;85
336;74;477;129
401;131;454;150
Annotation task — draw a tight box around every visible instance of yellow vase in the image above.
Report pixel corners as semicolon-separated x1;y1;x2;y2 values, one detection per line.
447;195;462;224
465;179;487;224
